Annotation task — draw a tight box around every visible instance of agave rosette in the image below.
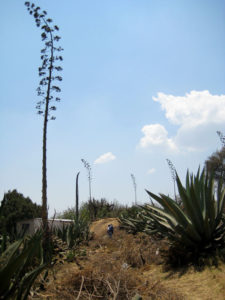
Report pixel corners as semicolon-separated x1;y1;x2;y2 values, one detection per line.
144;168;225;249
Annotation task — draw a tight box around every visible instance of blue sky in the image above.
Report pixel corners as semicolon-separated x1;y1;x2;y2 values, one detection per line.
1;0;225;216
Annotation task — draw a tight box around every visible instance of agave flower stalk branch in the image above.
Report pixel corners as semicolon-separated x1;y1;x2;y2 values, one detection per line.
166;159;177;202
131;173;137;205
81;159;92;201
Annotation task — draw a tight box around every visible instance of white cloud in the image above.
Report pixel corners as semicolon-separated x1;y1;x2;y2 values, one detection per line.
94;152;116;164
153;90;225;128
140;123;177;151
147;168;156;174
139;91;225;152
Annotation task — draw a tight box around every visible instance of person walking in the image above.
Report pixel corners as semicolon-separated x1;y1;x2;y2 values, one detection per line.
107;224;114;238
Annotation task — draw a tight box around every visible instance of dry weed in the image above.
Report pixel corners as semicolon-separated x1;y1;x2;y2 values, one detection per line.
71;269;138;299
67;267;183;300
28;219;192;299
119;232;168;268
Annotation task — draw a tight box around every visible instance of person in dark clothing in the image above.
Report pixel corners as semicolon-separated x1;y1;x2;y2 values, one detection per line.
107;224;114;238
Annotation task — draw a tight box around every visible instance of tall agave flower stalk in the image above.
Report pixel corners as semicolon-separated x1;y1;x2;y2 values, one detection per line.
144;168;225;251
81;159;92;201
131;173;137;205
25;2;63;262
166;159;177;202
75;172;80;224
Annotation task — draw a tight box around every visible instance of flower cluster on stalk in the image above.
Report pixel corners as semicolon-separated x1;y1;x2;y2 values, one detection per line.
25;2;63;121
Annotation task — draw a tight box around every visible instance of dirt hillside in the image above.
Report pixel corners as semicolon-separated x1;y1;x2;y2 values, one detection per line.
33;218;225;299
90;217;119;239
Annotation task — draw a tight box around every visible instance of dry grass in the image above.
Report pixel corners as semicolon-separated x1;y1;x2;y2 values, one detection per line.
119;232;168;268
34;262;183;299
142;263;225;300
30;218;225;300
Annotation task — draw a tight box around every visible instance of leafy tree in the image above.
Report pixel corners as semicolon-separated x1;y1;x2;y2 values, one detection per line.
57;199;127;222
205;147;225;182
82;198;114;221
56;207;75;220
0;190;42;238
79;198;128;221
24;2;63;258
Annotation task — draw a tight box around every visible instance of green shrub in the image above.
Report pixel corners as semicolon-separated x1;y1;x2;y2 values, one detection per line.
66;249;76;262
55;207;75;220
80;198;116;221
54;216;91;249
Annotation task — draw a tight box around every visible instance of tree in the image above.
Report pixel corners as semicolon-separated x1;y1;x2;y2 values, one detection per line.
56;207;75;220
0;190;42;238
204;132;225;182
80;198;115;221
25;2;63;257
205;147;225;182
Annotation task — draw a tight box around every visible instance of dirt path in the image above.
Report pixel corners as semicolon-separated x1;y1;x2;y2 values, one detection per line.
90;217;119;239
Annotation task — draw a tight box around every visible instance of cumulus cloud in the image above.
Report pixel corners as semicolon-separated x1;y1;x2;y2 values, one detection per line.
147;168;156;174
139;90;225;152
153;90;225;128
94;152;116;164
140;123;177;151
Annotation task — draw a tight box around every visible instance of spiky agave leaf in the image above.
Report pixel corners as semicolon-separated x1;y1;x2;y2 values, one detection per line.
0;230;46;299
141;204;201;246
119;214;142;234
144;168;225;250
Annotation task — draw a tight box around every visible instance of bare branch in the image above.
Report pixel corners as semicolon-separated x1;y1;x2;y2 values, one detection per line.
76;276;85;300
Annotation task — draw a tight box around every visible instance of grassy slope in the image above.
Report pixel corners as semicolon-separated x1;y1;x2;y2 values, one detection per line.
33;218;225;299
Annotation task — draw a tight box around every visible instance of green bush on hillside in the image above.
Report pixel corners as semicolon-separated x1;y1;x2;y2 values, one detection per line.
57;199;128;222
54;216;91;248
